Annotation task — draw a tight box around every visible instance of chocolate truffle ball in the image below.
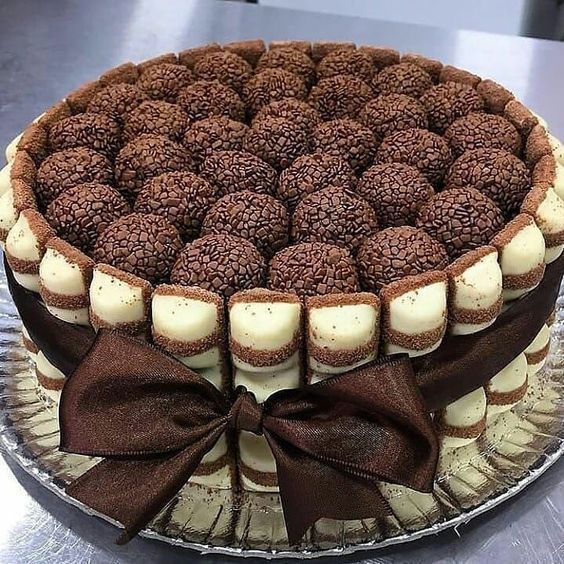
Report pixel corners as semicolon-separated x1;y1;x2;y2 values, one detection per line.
48;113;121;158
194;51;253;93
242;68;307;115
373;63;433;98
444;113;522;157
93;213;183;284
36;147;113;207
182;116;249;170
123;100;189;142
200;150;277;197
416;187;505;259
268;242;359;298
256;48;316;87
316;50;374;82
134;171;217;240
420;82;484;133
357;226;449;292
87;83;149;124
176;80;245;122
202;191;289;257
311;119;376;173
137;63;193;102
171;234;266;297
292;186;378;251
114;134;189;199
359;94;428;141
376;128;453;185
243;117;310;171
46;183;130;254
308;75;374;120
444;148;531;218
252;98;320;134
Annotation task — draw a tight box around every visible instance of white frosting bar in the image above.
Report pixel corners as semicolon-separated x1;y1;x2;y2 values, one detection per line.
35;350;66;405
5;113;45;163
381;271;448;357
22;324;38;362
446;247;502;335
485;353;528;421
305;292;379;382
548;132;564;165
524;324;550;376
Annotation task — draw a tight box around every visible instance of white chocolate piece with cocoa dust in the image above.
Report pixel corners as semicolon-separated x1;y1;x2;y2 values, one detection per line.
35;351;66;405
485;353;528;421
524;324;550;376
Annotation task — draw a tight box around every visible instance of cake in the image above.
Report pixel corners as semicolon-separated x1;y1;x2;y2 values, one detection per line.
1;39;563;543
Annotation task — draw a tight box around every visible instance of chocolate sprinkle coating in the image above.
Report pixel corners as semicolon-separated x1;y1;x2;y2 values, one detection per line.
358;163;435;227
256;48;316;88
444;148;531;218
36;147;113;207
202;191;289;257
376;128;453;185
114;134;189;199
134;171;217;240
171;234;266;297
420;82;484;133
123;100;189;142
317;50;374;82
93;213;183;284
242;68;307;115
46;183;130;254
373;63;433;98
176;80;245;122
194;51;253;93
416;187;505;259
359;94;428;141
253;98;320;134
311;119;376;173
137;63;193;102
48;113;121;158
200;150;277;197
182;116;249;170
291;186;378;251
277;153;356;211
444;113;522;157
243;116;310;171
308;75;374;120
87;83;149;125
268;242;359;298
357;226;449;292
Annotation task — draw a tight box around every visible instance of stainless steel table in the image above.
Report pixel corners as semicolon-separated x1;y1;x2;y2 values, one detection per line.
0;1;562;562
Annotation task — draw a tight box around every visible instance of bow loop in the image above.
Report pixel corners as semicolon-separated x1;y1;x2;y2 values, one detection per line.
229;388;263;435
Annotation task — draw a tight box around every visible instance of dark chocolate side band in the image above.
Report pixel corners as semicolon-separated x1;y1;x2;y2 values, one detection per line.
5;254;564;411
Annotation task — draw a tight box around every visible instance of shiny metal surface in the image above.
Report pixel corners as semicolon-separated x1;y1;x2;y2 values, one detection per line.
0;0;563;561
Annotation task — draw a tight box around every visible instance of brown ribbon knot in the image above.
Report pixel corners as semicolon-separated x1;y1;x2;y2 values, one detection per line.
59;331;438;545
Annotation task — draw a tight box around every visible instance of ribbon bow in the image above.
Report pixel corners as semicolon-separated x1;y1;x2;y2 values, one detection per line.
60;331;438;545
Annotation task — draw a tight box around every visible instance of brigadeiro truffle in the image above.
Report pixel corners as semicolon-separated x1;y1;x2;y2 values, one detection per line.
373;62;433;98
194;51;253;93
292;186;378;251
182;116;249;170
256;48;316;87
136;63;193;102
202;191;289;257
268;242;359;298
134;171;217;239
357;226;449;292
93;213;183;284
444;113;522;157
123;100;189;142
87;83;149;124
171;234;266;297
243;116;310;170
357;163;434;227
376;128;453;185
176;80;245;122
308;75;374;120
36;147;113;207
242;68;307;115
48;113;121;158
416;187;505;259
45;183;130;254
200;150;277;197
444;148;531;218
359;94;428;140
311;119;376;173
252;98;320;134
419;82;484;133
114;134;189;199
316;49;374;82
